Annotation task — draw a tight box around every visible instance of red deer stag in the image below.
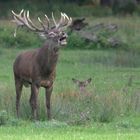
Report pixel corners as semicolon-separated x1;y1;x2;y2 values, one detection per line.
12;9;72;120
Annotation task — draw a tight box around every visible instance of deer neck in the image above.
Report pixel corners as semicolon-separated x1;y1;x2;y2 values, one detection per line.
37;41;59;76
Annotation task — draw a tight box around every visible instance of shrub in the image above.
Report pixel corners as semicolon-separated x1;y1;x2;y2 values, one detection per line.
69;22;123;49
0;110;8;125
67;33;87;49
0;27;42;48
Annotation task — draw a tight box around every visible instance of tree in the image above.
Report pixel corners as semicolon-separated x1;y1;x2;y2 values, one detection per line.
112;0;137;15
100;0;112;6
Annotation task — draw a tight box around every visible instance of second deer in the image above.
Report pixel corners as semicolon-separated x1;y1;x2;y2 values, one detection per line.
72;78;92;97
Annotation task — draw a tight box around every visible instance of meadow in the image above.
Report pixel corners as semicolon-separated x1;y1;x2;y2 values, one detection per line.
0;16;140;139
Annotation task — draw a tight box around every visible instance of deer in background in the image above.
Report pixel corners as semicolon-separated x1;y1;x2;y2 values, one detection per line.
72;78;92;121
72;78;92;95
12;9;72;120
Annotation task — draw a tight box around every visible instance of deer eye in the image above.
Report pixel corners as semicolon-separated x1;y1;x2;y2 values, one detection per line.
59;31;65;36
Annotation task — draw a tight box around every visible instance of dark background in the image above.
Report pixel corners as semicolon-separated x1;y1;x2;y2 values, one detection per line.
0;0;139;18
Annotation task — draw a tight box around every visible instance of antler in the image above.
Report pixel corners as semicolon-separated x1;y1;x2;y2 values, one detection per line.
12;9;46;36
12;9;72;37
52;12;72;29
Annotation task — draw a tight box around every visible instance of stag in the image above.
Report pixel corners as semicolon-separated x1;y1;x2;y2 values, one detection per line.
12;9;72;120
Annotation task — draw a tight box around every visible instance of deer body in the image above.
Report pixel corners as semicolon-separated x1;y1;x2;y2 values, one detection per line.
12;9;72;120
14;42;58;119
14;42;58;88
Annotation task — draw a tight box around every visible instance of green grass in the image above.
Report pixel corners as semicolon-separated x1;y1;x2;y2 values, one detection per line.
0;119;140;140
0;48;140;119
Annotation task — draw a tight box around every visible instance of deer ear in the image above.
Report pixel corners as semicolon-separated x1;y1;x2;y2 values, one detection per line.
72;78;79;84
87;78;92;83
85;78;92;85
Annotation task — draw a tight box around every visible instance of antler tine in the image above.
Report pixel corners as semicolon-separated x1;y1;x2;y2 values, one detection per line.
12;10;46;33
52;12;57;27
45;14;49;21
38;17;46;30
61;13;68;26
12;10;24;25
23;11;36;31
12;9;25;37
63;13;69;20
60;12;66;25
12;9;24;18
54;12;64;28
19;9;24;16
63;13;72;27
66;17;72;27
63;13;73;26
54;12;72;29
45;14;50;28
26;11;45;32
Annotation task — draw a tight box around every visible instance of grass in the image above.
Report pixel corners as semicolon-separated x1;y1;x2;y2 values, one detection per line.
0;48;140;120
0;119;140;140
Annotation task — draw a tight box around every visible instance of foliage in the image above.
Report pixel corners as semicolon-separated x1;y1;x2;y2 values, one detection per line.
0;25;121;49
0;110;8;125
0;26;42;48
0;0;140;18
67;33;87;49
112;0;137;15
1;16;140;51
0;1;111;18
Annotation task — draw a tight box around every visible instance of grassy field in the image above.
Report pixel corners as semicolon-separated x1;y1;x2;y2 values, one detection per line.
0;47;140;139
0;16;140;139
0;121;140;140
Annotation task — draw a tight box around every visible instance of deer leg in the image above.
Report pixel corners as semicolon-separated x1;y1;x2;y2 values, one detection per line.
29;84;39;120
15;78;23;118
45;86;53;120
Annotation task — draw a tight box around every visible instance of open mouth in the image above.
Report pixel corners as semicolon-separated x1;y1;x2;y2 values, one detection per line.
59;36;67;45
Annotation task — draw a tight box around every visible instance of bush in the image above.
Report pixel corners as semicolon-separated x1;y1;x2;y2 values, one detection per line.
67;33;87;49
68;22;123;49
0;110;8;125
0;27;42;48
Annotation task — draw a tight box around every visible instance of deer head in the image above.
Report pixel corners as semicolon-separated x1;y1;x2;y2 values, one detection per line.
72;78;92;93
12;9;72;47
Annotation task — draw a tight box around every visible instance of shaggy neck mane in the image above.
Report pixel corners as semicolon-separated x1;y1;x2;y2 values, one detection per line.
37;41;59;76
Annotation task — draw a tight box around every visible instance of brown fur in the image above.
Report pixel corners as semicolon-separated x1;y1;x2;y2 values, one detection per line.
14;41;59;120
12;10;72;120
